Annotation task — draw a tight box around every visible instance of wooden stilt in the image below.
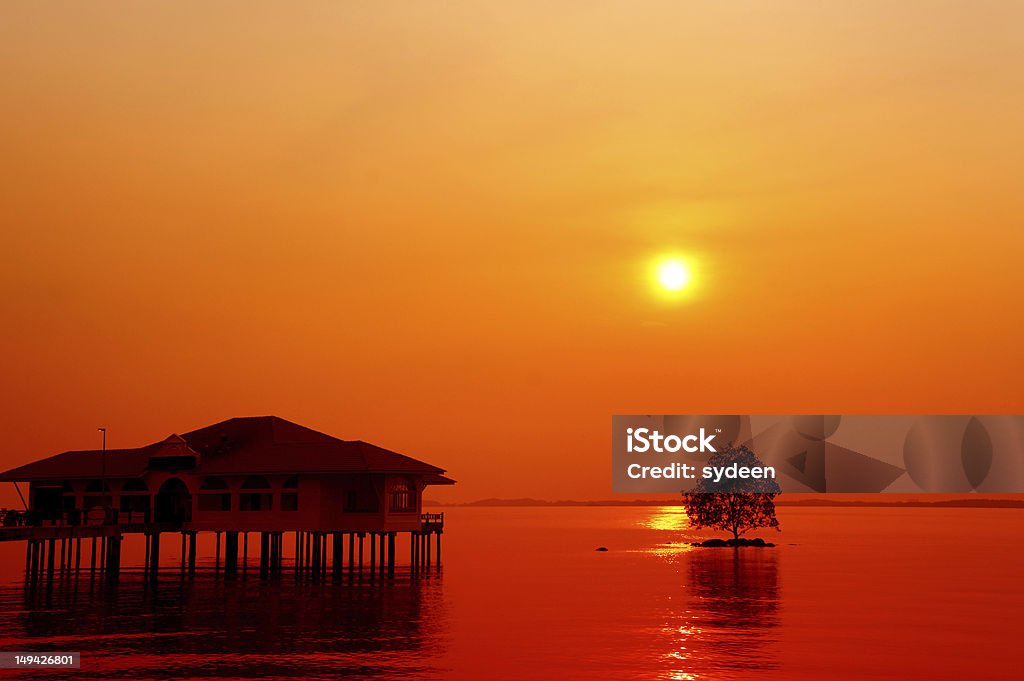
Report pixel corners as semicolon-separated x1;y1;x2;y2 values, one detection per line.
149;532;160;577
321;534;328;580
259;532;269;578
187;532;197;576
105;536;120;583
310;533;320;581
387;532;396;578
332;532;342;583
225;532;239;575
369;533;376;579
358;533;364;579
34;540;43;583
46;538;56;581
348;533;355;578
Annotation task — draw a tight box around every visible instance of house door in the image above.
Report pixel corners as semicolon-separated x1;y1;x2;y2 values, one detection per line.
155;478;192;524
33;487;63;521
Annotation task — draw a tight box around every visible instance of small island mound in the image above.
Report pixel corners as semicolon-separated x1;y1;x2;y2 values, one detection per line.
691;537;775;548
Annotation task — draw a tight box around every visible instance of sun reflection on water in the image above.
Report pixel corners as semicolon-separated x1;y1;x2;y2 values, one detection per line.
663;622;705;680
642;507;694;559
643;506;690;531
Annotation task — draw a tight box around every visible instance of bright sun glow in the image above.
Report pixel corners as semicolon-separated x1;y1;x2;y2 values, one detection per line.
656;259;691;292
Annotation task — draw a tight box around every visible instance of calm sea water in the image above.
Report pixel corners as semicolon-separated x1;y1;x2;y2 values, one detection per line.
0;506;1020;680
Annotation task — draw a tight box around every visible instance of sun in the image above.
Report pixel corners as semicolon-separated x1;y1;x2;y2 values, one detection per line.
655;259;691;292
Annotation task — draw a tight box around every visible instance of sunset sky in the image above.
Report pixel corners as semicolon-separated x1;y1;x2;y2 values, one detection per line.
1;2;1022;503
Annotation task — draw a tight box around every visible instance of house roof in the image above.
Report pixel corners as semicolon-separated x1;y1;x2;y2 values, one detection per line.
0;416;453;483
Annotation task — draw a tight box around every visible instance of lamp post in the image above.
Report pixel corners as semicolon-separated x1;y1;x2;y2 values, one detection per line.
98;428;107;510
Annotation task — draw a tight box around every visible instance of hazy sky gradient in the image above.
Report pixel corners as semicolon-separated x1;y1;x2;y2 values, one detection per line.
1;2;1022;501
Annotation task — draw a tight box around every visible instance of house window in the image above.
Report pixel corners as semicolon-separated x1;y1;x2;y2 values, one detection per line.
389;480;417;512
240;493;272;511
119;479;150;522
62;481;76;513
200;478;228;490
198;477;231;512
280;476;298;512
343;479;379;513
198;494;231;511
240;476;272;511
83;480;112;510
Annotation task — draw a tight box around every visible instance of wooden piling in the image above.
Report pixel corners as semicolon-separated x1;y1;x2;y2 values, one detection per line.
259;532;269;578
357;533;364;579
348;533;355;578
149;532;160;577
187;532;197;575
321;534;328;580
225;532;239;575
387;532;396;578
105;536;120;583
331;532;342;583
369;533;377;578
35;540;44;583
310;533;320;581
46;538;56;580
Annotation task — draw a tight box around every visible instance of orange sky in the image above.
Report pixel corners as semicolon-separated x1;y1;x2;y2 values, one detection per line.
1;2;1022;503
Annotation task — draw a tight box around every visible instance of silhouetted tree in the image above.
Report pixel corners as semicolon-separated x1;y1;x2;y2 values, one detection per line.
682;445;781;541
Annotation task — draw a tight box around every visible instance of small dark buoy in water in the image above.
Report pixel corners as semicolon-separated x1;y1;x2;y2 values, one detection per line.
595;547;609;552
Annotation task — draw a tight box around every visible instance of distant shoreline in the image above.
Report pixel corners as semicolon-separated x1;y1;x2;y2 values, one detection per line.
424;497;1024;509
